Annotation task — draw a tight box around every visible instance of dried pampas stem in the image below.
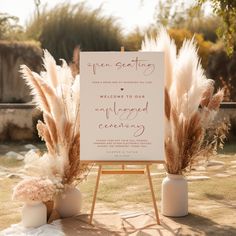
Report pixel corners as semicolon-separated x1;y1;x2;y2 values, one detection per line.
165;88;171;120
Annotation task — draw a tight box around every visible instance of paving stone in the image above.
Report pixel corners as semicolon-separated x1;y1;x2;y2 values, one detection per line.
191;171;207;175
157;164;165;170
24;144;38;150
151;172;165;176
193;166;206;171
206;160;225;167
6;173;24;179
5;151;24;161
214;173;231;178
207;165;223;170
0;167;10;177
0;145;9;149
187;176;210;181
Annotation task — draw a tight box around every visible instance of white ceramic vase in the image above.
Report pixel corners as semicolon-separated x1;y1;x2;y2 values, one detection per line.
161;173;188;217
22;201;47;228
55;187;82;218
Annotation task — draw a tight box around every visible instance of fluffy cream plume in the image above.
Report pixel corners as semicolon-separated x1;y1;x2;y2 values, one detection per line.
156;27;176;90
182;78;212;116
31;72;66;137
57;59;74;122
141;34;158;51
20;65;50;114
172;38;210;116
31;71;66;143
174;39;198;99
24;151;64;178
72;75;81;135
42;49;58;88
142;27;176;90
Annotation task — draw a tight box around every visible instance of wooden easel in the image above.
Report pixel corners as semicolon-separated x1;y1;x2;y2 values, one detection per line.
88;47;162;225
89;162;162;225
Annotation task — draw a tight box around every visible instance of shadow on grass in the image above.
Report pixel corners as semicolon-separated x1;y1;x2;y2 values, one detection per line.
205;193;236;210
169;213;236;236
60;214;121;236
205;193;225;200
60;213;181;236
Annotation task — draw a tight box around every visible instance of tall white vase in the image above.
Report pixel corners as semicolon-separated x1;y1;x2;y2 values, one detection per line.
161;174;188;217
55;187;82;218
22;201;47;228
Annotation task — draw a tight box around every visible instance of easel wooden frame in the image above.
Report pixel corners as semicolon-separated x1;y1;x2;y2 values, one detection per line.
81;47;164;225
88;161;164;225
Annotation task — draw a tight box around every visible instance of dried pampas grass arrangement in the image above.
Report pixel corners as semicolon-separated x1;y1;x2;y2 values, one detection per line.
21;50;91;185
142;28;229;175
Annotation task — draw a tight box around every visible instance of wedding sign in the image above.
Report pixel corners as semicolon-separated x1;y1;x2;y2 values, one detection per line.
80;52;164;161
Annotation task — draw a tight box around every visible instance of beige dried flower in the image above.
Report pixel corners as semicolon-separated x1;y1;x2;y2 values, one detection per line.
12;177;56;202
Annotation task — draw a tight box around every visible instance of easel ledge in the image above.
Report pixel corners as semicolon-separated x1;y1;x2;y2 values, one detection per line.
81;160;165;165
88;161;164;226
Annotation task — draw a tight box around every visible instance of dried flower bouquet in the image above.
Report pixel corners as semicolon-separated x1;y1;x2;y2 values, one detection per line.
21;50;90;185
13;177;56;203
142;28;228;175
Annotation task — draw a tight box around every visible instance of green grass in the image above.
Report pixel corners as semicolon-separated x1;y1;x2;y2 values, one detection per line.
0;178;22;230
0;145;236;232
219;142;236;154
0;156;24;168
189;177;236;201
79;172;163;211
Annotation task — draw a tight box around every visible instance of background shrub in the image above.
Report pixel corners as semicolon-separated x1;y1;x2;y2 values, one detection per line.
26;3;123;62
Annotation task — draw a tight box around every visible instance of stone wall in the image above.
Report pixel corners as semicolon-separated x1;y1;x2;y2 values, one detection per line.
0;41;42;103
0;104;42;142
0;103;235;142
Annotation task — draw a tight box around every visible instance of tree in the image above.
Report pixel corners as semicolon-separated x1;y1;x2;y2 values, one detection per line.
154;0;220;43
154;0;186;28
0;13;24;40
198;0;236;55
124;28;143;51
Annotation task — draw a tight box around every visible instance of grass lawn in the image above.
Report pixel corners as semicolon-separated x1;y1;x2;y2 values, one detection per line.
0;143;236;235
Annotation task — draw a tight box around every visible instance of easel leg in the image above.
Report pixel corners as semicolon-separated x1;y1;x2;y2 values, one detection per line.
146;165;161;225
89;165;102;224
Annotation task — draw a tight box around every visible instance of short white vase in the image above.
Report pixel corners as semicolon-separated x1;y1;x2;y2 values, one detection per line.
55;187;82;218
161;173;188;217
22;201;47;228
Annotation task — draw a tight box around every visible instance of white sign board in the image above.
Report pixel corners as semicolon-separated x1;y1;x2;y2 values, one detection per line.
80;52;164;161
